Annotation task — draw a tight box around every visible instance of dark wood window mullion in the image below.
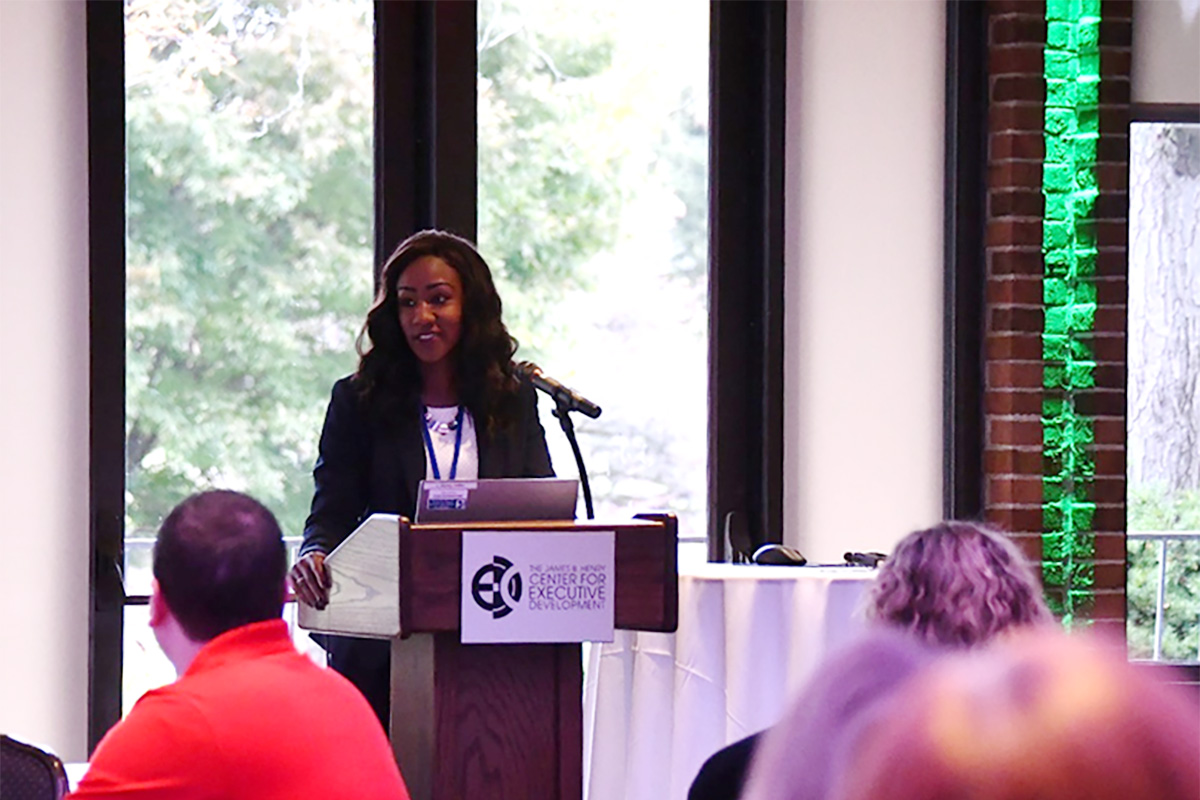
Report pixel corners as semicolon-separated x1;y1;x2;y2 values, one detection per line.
708;1;786;561
86;0;127;751
943;0;989;521
375;0;477;276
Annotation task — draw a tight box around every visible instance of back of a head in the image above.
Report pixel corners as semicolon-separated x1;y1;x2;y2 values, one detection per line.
829;631;1200;800
153;490;287;641
740;630;938;800
864;521;1053;648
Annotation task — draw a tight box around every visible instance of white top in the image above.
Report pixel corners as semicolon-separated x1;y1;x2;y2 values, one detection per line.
423;405;479;480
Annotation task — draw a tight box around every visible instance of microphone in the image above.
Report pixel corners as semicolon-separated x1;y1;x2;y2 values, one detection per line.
516;361;602;418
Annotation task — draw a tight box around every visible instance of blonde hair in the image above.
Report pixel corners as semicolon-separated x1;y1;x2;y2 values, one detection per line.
831;632;1200;800
864;521;1052;648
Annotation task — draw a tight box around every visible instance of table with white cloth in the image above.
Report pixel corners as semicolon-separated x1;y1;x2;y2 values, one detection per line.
582;563;877;800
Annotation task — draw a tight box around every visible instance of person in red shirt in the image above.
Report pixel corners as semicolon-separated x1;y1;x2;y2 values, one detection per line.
70;490;411;800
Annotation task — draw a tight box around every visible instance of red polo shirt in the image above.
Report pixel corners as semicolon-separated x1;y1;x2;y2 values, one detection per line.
70;619;410;800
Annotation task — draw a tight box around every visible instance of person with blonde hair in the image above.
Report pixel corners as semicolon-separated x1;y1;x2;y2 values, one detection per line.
829;631;1200;800
694;521;1053;800
863;520;1053;647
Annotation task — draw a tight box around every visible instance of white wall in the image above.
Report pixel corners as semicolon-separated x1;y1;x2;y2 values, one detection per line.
0;0;91;762
783;0;946;563
1133;0;1200;104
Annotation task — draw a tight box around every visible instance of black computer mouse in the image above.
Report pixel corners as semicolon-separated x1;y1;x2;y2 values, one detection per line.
752;543;808;566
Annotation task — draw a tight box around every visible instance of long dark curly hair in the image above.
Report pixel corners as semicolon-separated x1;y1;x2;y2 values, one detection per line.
354;230;521;432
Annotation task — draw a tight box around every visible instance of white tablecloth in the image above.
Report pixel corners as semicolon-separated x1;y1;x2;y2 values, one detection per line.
582;564;876;800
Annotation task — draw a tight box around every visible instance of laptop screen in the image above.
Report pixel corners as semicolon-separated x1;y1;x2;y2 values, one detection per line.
414;478;579;524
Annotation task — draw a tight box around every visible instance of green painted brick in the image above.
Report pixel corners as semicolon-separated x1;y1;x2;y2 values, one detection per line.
1069;302;1096;329
1047;0;1072;21
1074;248;1097;276
1045;336;1070;361
1071;190;1097;218
1075;338;1094;359
1044;396;1068;417
1073;282;1098;305
1068;360;1096;388
1072;135;1098;163
1047;79;1073;108
1045;191;1070;220
1074;167;1098;192
1073;219;1097;249
1046;133;1071;162
1044;247;1071;273
1044;561;1068;584
1046;108;1076;136
1045;221;1073;250
1077;104;1100;133
1041;0;1099;623
1044;305;1070;334
1077;20;1100;49
1075;81;1100;108
1044;278;1069;304
1045;51;1080;82
1079;52;1100;78
1044;506;1066;533
1045;160;1075;189
1045;363;1068;390
1047;21;1073;48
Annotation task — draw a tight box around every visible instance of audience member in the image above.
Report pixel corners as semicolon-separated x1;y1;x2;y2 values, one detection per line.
862;519;1053;648
690;521;1051;800
70;490;410;799
828;631;1200;800
735;631;936;800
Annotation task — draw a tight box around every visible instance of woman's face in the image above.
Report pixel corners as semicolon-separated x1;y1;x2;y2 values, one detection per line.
396;255;464;366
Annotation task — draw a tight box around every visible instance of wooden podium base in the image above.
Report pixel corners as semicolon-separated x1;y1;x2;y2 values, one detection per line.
391;633;583;800
301;515;677;800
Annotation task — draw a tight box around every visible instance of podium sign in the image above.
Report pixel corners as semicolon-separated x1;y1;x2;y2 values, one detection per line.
461;530;615;644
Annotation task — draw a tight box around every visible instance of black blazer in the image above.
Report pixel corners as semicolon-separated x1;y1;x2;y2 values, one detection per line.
301;374;554;557
688;733;761;800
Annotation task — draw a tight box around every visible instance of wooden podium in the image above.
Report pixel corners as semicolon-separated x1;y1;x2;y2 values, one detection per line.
298;514;678;800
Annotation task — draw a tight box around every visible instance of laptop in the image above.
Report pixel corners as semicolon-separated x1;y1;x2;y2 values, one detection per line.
414;478;579;524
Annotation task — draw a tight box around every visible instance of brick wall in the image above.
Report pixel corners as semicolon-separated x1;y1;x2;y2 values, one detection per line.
983;0;1131;634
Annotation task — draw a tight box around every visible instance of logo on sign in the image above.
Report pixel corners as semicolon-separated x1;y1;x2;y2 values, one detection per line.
471;555;523;619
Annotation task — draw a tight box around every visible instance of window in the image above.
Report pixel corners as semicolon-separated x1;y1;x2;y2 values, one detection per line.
476;0;710;563
1126;113;1200;662
119;0;376;716
88;0;784;745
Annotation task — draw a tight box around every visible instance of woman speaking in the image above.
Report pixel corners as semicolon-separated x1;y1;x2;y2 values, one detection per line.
289;229;554;726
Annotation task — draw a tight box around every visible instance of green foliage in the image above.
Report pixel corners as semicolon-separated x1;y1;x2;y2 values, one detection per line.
1127;484;1200;661
125;0;633;538
477;0;625;354
125;0;375;535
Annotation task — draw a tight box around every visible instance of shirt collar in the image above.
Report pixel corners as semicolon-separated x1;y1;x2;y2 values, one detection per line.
183;619;294;677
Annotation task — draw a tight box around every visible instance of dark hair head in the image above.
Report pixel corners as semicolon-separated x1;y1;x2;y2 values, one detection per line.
864;521;1053;648
153;490;286;641
355;229;520;429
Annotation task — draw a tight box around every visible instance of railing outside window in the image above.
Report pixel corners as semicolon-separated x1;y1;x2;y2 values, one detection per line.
1128;531;1200;663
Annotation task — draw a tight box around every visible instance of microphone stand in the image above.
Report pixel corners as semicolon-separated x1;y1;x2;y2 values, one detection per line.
552;395;596;520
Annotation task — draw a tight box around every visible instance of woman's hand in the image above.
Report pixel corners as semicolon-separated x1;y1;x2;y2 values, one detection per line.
289;552;332;609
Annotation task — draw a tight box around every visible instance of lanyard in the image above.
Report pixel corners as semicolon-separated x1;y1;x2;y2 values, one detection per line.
421;405;465;480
